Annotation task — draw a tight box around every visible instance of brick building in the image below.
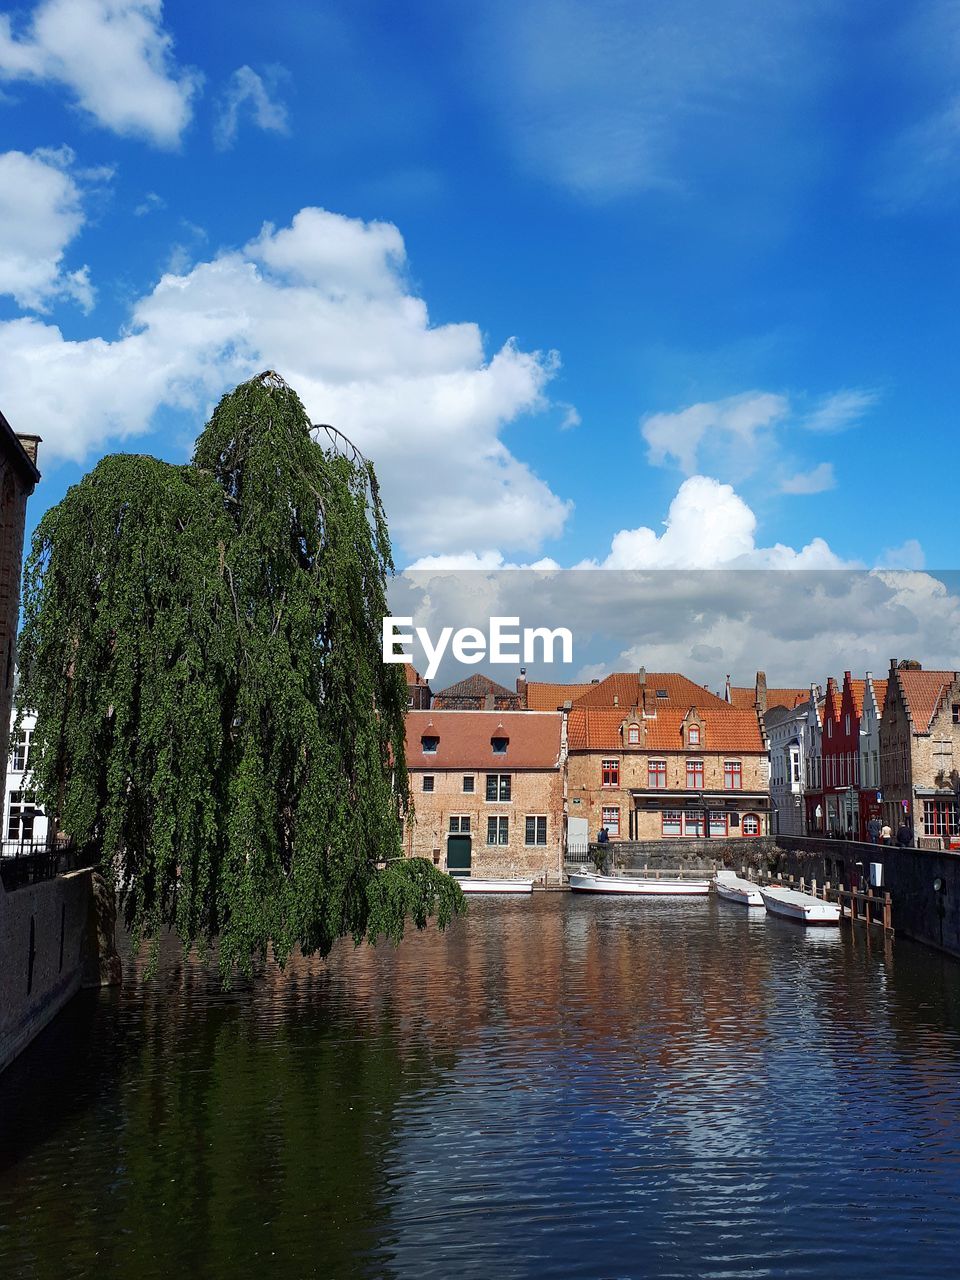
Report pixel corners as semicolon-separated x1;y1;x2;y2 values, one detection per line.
879;661;960;843
405;663;432;710
431;672;521;711
565;671;770;840
403;710;565;878
0;411;40;807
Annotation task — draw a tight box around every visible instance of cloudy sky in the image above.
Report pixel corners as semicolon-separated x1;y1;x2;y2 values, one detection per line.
1;1;958;677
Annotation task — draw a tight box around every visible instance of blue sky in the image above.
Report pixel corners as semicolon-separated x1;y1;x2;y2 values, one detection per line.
1;0;958;574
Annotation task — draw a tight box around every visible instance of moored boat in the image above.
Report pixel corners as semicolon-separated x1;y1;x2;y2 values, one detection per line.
452;877;534;894
714;869;765;907
568;870;709;896
759;884;841;926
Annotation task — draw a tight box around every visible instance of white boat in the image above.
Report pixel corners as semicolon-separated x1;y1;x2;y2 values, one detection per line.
759;884;841;926
452;877;534;894
568;870;709;896
714;869;765;907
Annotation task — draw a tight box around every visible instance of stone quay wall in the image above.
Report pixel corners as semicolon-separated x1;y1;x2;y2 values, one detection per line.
581;837;778;873
0;868;119;1074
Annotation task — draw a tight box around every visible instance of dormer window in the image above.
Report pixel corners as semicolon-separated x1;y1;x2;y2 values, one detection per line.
421;735;439;754
491;736;508;755
656;689;668;699
628;724;640;745
688;724;701;746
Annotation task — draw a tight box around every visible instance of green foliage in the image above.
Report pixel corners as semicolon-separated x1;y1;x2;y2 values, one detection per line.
18;372;465;978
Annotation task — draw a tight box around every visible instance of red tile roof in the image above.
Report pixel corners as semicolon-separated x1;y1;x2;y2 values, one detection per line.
726;686;756;709
574;672;729;711
727;685;806;710
524;681;594;710
567;704;764;753
897;669;958;732
432;673;517;701
405;710;563;770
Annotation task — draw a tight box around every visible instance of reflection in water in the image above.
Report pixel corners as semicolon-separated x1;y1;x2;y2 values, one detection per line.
2;895;960;1278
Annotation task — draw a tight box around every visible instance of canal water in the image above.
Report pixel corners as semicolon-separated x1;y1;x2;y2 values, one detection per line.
3;893;960;1278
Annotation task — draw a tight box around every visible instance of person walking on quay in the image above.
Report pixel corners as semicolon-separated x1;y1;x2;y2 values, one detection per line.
867;816;881;845
896;820;914;848
880;823;893;846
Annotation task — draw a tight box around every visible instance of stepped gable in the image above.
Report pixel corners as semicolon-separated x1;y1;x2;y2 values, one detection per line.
896;668;957;732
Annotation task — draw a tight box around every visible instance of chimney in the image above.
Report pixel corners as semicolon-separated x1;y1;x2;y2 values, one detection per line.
516;668;527;707
484;693;495;710
755;671;767;715
613;694;619;708
724;675;732;703
638;667;646;684
16;434;41;467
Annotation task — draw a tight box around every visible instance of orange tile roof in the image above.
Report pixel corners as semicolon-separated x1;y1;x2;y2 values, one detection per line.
726;686;756;709
567;704;764;753
766;688;808;710
524;681;594;711
897;669;958;732
405;710;562;770
574;672;730;711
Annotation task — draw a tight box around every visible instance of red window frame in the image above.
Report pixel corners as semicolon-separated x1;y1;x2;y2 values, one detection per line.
688;724;701;745
602;759;620;787
686;759;704;789
648;759;666;789
742;813;760;836
724;761;743;790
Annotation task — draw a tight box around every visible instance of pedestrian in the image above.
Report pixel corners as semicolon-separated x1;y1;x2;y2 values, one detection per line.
867;816;881;845
880;823;893;846
896;820;913;848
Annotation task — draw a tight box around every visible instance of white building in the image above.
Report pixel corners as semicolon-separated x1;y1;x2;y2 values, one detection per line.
767;686;823;835
3;710;48;853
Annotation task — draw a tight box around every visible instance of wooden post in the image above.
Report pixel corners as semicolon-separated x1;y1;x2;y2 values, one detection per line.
884;892;892;933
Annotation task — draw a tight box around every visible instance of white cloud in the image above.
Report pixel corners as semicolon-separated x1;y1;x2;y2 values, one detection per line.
780;462;835;495
642;391;788;474
0;147;94;311
214;65;289;150
577;476;852;571
800;388;878;432
878;539;926;571
0;206;571;558
0;1;199;147
134;191;165;216
470;0;831;199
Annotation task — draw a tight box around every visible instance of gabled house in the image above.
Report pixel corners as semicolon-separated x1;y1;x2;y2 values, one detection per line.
879;661;960;844
431;673;521;711
403;709;566;878
565;671;769;840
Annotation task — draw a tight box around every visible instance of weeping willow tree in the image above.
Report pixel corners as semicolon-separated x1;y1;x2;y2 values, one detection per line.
17;371;464;978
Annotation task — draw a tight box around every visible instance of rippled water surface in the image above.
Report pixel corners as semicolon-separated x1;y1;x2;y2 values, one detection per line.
4;894;960;1278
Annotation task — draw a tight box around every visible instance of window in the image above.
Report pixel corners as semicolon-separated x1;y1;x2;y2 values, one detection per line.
686;759;704;789
656;689;668;699
923;800;959;838
662;809;682;836
449;815;471;833
601;806;619;836
602;759;620;787
688;724;701;746
709;811;728;837
421;735;439;754
953;704;960;725
844;714;851;735
7;791;38;843
827;720;833;738
742;813;760;836
11;729;30;773
463;775;475;793
648;759;666;789
487;815;509;845
525;815;548;845
491;736;508;755
683;809;704;837
723;761;743;790
628;724;640;744
790;751;801;784
486;773;511;801
422;775;435;793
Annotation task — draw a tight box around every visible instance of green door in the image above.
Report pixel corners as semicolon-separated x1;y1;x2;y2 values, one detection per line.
447;834;472;876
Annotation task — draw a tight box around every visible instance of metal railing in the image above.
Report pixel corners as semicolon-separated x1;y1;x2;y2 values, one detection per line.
0;836;79;892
